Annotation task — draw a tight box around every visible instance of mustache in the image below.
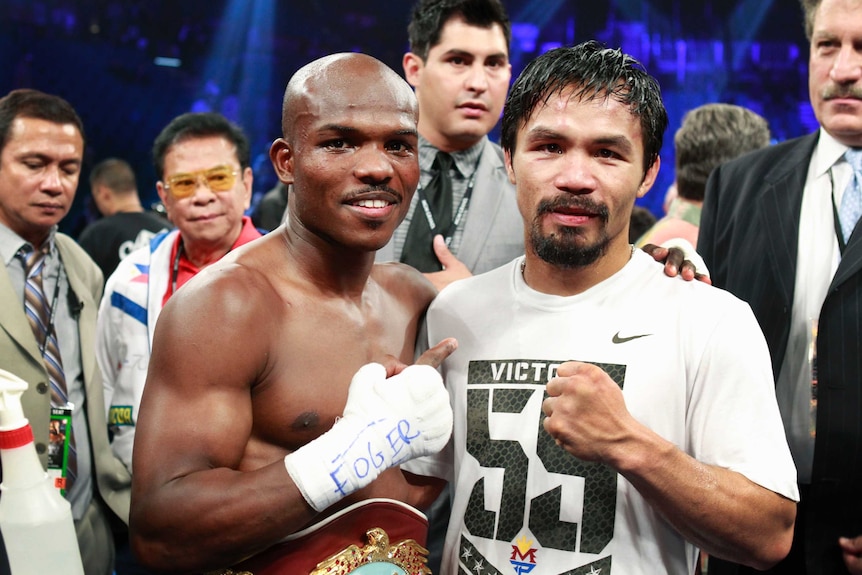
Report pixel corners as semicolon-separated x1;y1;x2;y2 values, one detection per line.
536;196;610;222
822;85;862;100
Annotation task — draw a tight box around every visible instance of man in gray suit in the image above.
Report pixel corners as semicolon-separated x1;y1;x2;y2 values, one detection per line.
0;89;131;575
375;0;521;291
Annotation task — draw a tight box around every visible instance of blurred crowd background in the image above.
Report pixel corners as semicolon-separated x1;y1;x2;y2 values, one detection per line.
0;0;811;234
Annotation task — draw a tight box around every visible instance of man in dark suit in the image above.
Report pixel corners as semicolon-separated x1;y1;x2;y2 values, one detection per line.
0;89;131;574
698;1;862;573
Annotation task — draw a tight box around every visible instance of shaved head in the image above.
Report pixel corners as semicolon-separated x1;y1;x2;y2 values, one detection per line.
280;53;418;142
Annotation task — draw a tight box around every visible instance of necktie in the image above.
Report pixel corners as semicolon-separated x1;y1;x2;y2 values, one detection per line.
400;152;454;272
17;244;76;490
839;148;862;243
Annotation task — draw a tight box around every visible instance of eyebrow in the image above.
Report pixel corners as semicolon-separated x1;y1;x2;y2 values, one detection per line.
441;48;508;61
594;135;635;156
317;124;418;138
524;126;564;142
19;151;81;166
318;124;356;135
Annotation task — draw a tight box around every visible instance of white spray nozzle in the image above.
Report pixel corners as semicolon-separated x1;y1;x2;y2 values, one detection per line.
0;369;29;429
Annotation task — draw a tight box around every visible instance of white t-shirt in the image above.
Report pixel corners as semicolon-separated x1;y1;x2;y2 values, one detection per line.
408;251;798;575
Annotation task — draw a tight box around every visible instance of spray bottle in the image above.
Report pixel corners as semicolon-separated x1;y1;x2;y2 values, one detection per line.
0;368;84;574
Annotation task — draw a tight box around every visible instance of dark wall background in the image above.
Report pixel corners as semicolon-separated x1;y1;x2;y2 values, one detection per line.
0;0;812;235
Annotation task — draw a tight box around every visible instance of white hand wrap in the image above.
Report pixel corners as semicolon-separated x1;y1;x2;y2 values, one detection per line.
284;362;452;512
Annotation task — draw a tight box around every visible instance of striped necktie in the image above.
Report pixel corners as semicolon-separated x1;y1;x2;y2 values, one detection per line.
839;148;862;243
17;244;76;490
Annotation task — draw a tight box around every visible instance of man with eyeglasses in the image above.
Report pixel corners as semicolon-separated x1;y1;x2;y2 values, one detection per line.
96;112;261;475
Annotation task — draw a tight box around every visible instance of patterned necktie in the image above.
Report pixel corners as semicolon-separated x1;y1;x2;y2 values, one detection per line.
400;152;455;272
839;148;862;243
17;244;76;490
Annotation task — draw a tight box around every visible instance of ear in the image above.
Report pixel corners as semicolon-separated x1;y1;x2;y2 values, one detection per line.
240;166;253;210
269;138;295;185
403;52;423;89
637;156;661;199
92;185;110;214
155;181;173;222
504;148;517;185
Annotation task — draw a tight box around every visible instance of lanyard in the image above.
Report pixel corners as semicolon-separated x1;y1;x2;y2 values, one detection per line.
170;236;187;298
415;167;477;247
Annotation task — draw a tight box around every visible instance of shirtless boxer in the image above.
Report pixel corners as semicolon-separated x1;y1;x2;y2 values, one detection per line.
128;53;455;574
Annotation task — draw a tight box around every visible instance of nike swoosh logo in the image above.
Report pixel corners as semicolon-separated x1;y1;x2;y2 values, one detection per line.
612;331;652;344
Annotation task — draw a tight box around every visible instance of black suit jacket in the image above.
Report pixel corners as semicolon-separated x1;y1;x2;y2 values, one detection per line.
699;132;862;575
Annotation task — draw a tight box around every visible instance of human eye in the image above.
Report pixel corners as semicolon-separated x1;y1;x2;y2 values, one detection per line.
385;139;414;155
538;142;563;154
323;139;348;150
815;36;839;52
170;175;195;189
22;158;45;170
486;57;507;69
448;55;468;67
207;170;231;184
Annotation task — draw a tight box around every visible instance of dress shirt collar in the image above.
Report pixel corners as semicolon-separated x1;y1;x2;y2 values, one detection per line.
418;135;486;179
813;127;852;179
0;221;58;266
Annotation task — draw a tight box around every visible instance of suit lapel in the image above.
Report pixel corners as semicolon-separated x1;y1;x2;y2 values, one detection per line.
0;261;43;365
456;139;506;271
831;224;862;289
757;135;817;306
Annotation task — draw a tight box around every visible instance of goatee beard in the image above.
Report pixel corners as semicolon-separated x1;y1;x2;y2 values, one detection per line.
530;196;610;269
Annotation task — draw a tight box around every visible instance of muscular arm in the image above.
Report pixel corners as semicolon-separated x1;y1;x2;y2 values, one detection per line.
543;361;795;569
130;268;317;572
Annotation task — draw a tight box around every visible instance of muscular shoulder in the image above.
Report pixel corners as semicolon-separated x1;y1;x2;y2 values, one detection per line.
181;247;279;326
372;261;437;312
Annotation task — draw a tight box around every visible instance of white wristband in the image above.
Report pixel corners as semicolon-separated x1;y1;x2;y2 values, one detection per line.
284;363;452;512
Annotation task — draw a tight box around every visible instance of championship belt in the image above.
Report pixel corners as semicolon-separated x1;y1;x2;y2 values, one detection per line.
210;498;431;575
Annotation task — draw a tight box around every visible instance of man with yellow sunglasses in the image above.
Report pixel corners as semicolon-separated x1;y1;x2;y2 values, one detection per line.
95;112;263;572
96;112;262;475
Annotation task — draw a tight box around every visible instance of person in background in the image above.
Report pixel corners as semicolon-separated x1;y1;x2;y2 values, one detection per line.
628;205;656;244
375;0;522;291
699;0;862;573
636;103;770;248
406;40;798;574
0;88;131;575
77;158;170;281
251;180;288;232
127;53;456;574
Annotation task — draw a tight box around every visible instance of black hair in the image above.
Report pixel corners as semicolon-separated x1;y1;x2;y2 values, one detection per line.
152;112;250;179
501;41;668;175
0;89;85;154
407;0;511;60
